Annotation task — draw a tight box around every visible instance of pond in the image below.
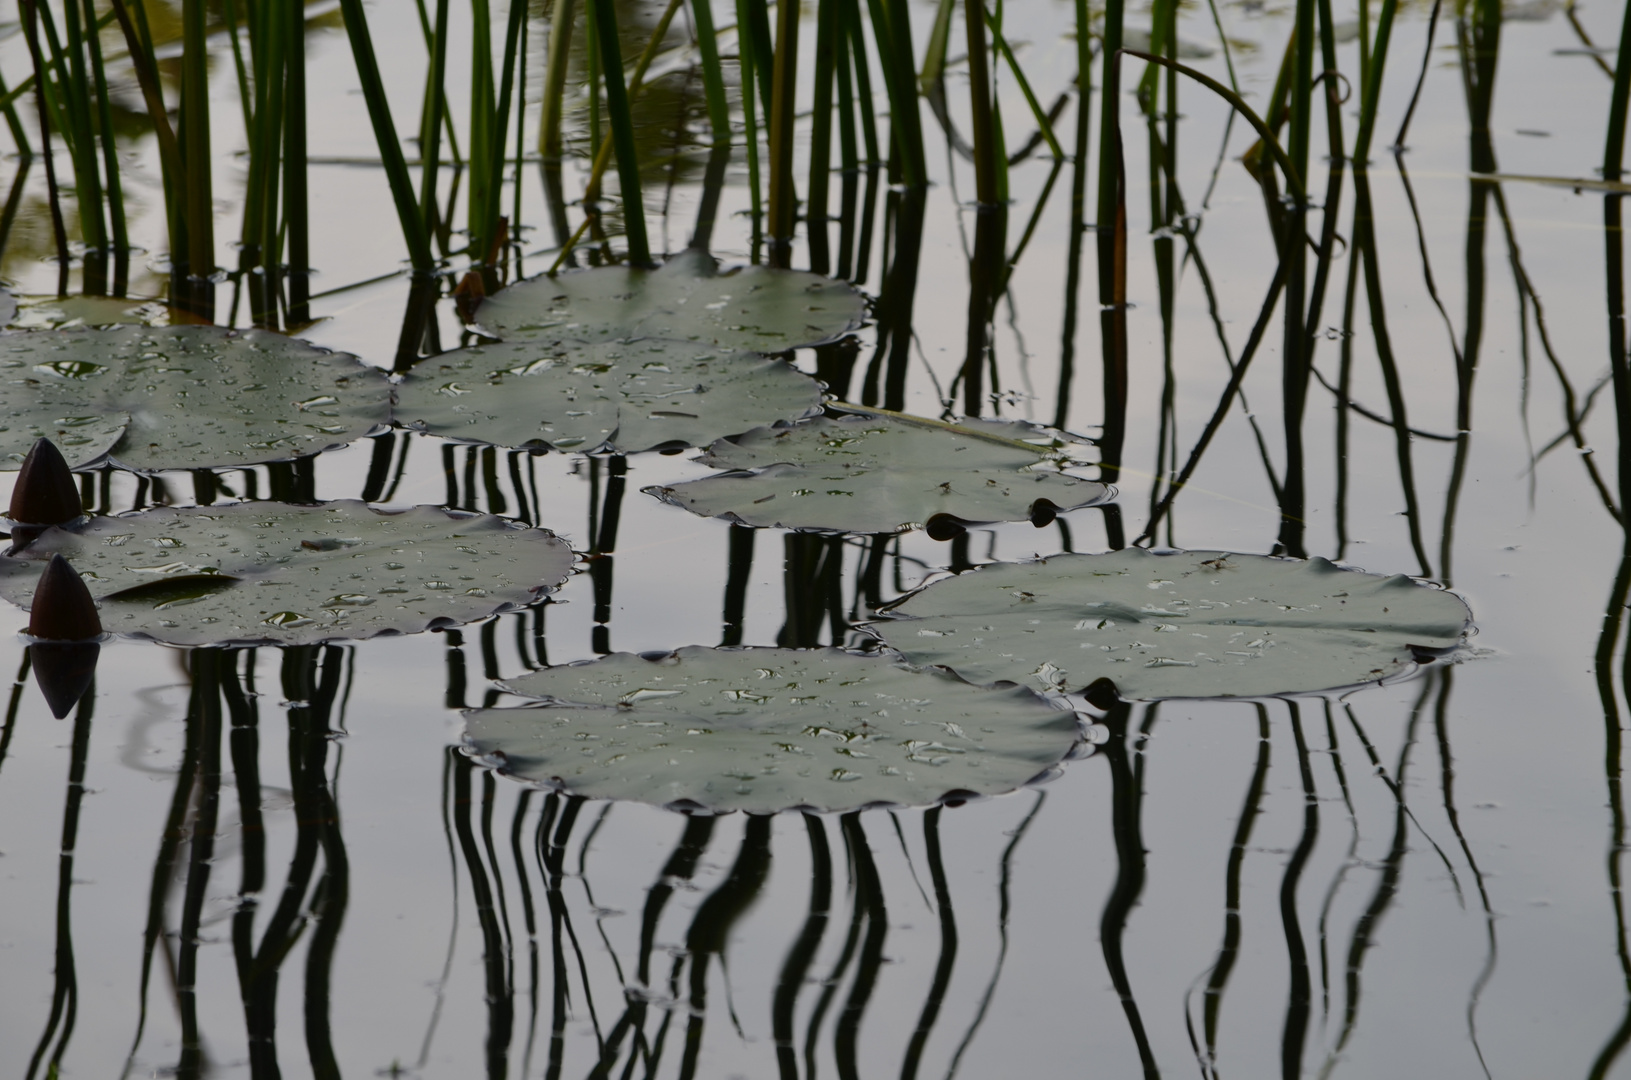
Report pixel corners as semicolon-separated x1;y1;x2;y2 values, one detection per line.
0;0;1625;1075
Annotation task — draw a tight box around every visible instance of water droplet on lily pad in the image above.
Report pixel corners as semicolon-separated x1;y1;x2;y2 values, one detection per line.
867;549;1474;700
396;338;822;455
463;646;1081;814
0;501;574;646
471;252;867;353
0;326;390;471
645;407;1111;536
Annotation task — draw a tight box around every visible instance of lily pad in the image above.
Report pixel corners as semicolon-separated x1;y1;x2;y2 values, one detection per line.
395;338;823;453
868;549;1474;700
0;325;391;471
0;501;574;646
643;408;1111;536
473;252;867;353
463;646;1081;814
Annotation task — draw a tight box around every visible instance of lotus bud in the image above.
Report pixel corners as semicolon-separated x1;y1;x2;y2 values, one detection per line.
9;437;83;526
28;554;102;642
29;641;98;719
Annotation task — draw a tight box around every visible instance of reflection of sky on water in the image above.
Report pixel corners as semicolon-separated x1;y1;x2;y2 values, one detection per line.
0;0;1627;1073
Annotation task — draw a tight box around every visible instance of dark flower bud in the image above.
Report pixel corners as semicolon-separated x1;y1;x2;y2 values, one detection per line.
28;554;102;642
29;641;98;719
9;438;83;526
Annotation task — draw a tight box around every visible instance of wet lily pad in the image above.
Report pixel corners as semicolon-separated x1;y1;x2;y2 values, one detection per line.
643;408;1111;536
463;646;1081;814
395;338;823;453
0;501;574;646
473;252;867;353
868;549;1474;700
0;325;391;471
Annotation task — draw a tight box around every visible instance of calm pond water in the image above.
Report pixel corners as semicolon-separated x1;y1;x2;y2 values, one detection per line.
0;0;1627;1076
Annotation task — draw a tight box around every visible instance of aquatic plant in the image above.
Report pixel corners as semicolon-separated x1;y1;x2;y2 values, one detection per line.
0;501;573;646
465;645;1082;813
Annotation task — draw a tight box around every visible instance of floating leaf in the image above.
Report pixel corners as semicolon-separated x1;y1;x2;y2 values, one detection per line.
395;338;822;453
643;408;1111;536
473;252;867;353
868;549;1474;700
0;501;574;646
464;646;1081;814
0;326;391;471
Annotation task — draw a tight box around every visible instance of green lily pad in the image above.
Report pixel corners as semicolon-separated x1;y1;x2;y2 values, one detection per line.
0;409;129;469
463;646;1081;814
643;408;1111;536
0;500;574;646
395;338;823;453
0;325;391;472
473;252;867;353
868;549;1474;700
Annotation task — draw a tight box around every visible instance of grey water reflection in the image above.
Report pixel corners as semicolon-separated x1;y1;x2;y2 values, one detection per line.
1;0;1630;1072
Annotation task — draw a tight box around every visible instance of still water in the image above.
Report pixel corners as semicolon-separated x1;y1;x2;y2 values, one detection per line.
0;0;1627;1075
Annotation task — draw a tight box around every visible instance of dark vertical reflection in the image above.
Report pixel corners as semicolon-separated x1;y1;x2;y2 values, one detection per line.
1315;700;1360;1022
722;524;756;647
1098;694;1159;1078
175;651;225;1080
588;812;717;1079
361;433;397;503
835;811;887;1080
804;813;866;1077
538;795;598;1080
22;674;93;1080
1277;703;1318;1080
1441;0;1502;584
1097;60;1130;493
1349;170;1432;577
944;790;1047;1078
1591;77;1631;1063
125;660;204;1075
778;534;847;648
590;456;628;655
677;815;775;1080
1319;680;1433;1071
962;206;1008;417
223;649;275;1075
900;806;957;1080
860;186;927;411
774;814;832;1080
1054;37;1092;431
689;143;732;256
0;157;32;264
1186;704;1270;1078
290;647;349;1080
1431;670;1496;1080
508;790;541;1079
452;754;514;1079
1590;549;1631;1078
0;651;30;784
